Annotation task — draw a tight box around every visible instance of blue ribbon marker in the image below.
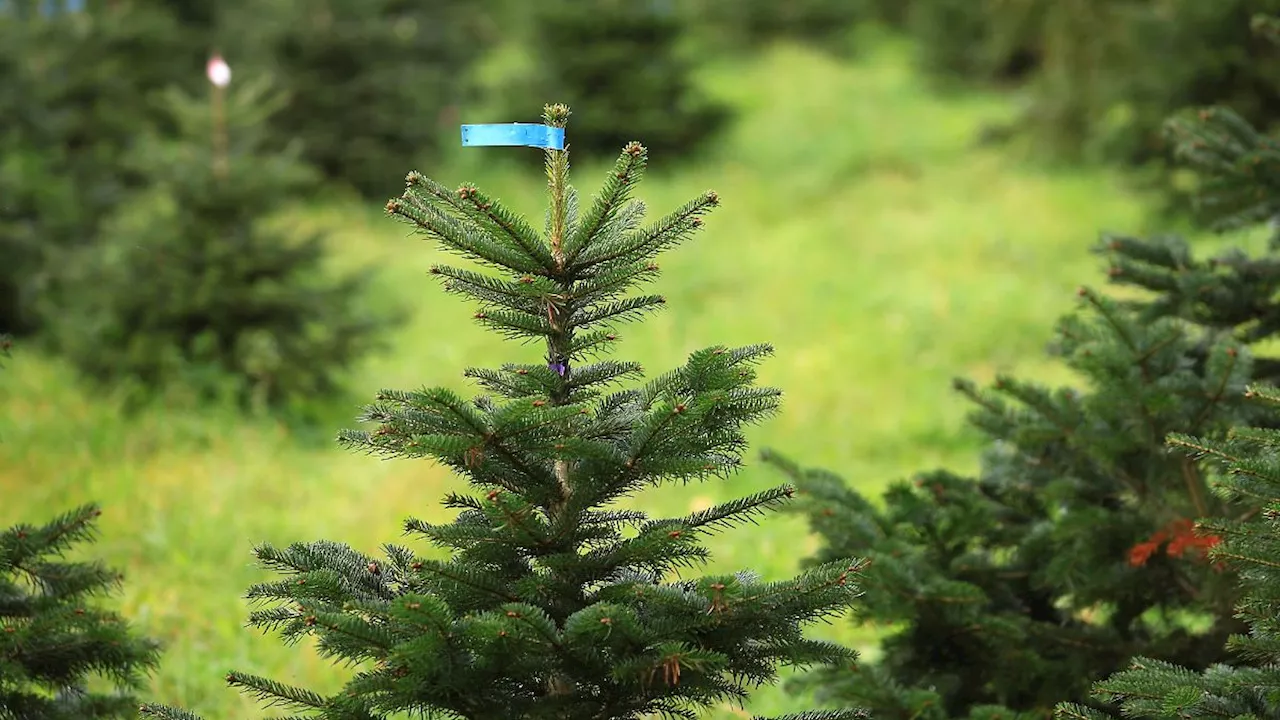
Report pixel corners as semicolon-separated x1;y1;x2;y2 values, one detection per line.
461;123;565;150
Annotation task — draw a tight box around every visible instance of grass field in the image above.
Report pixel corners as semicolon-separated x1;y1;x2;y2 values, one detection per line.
0;37;1190;718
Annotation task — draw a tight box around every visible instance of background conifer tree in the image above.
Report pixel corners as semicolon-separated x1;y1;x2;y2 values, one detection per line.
1054;383;1280;720
47;76;395;410
684;0;862;56
0;442;161;720
1052;20;1280;715
137;104;867;720
0;1;209;336
1161;99;1280;236
500;2;730;158
2;334;161;719
223;0;492;199
769;53;1280;719
769;283;1257;720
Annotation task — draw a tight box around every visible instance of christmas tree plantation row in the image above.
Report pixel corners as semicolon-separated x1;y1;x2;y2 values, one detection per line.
9;91;1280;720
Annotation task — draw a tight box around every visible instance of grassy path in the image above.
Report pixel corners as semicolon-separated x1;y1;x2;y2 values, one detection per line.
2;39;1166;718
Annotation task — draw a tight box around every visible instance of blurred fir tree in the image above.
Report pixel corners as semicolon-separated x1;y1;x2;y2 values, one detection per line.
1162;105;1280;236
0;502;163;720
503;0;729;158
684;0;864;56
769;281;1258;720
894;0;1280;183
0;0;208;336
137;104;867;720
906;0;1044;84
1029;0;1280;166
1053;19;1280;717
0;254;161;720
222;0;492;199
1116;19;1280;357
772;17;1280;717
47;77;396;411
1054;384;1280;720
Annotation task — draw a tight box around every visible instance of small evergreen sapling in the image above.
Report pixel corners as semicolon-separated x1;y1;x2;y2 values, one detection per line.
1052;22;1280;714
1163;101;1280;235
0;504;162;720
511;2;730;157
1055;385;1280;720
769;281;1257;720
49;76;394;410
138;104;867;720
1;338;161;719
0;2;213;336
772;50;1280;718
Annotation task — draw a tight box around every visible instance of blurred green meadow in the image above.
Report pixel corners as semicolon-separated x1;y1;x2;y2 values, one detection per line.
1;37;1185;718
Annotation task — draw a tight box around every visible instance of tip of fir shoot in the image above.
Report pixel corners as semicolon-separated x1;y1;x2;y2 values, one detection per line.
543;103;571;128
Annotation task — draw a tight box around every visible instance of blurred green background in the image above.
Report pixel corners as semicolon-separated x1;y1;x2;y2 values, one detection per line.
3;0;1279;717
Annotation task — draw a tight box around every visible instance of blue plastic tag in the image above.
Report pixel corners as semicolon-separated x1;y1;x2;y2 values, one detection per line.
461;123;566;150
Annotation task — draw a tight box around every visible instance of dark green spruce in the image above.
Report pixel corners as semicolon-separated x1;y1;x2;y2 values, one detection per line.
1;330;162;720
48;75;394;411
1054;383;1280;720
772;18;1280;719
1;503;162;720
1054;19;1280;716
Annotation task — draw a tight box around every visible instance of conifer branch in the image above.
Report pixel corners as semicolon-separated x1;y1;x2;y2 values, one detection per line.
429;264;551;312
1190;344;1242;431
225;671;332;712
412;558;522;603
759;711;871;720
565;142;649;261
573;191;719;273
647;485;797;536
388;192;547;275
410;172;556;271
569;295;667;331
139;705;206;720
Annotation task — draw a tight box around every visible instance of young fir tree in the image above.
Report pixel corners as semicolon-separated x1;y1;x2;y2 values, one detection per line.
137;104;867;720
1053;383;1280;720
48;76;393;410
0;349;161;720
1092;40;1280;392
221;0;491;199
1052;24;1280;715
2;336;162;719
510;1;730;158
0;0;211;336
768;56;1280;719
769;281;1257;720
